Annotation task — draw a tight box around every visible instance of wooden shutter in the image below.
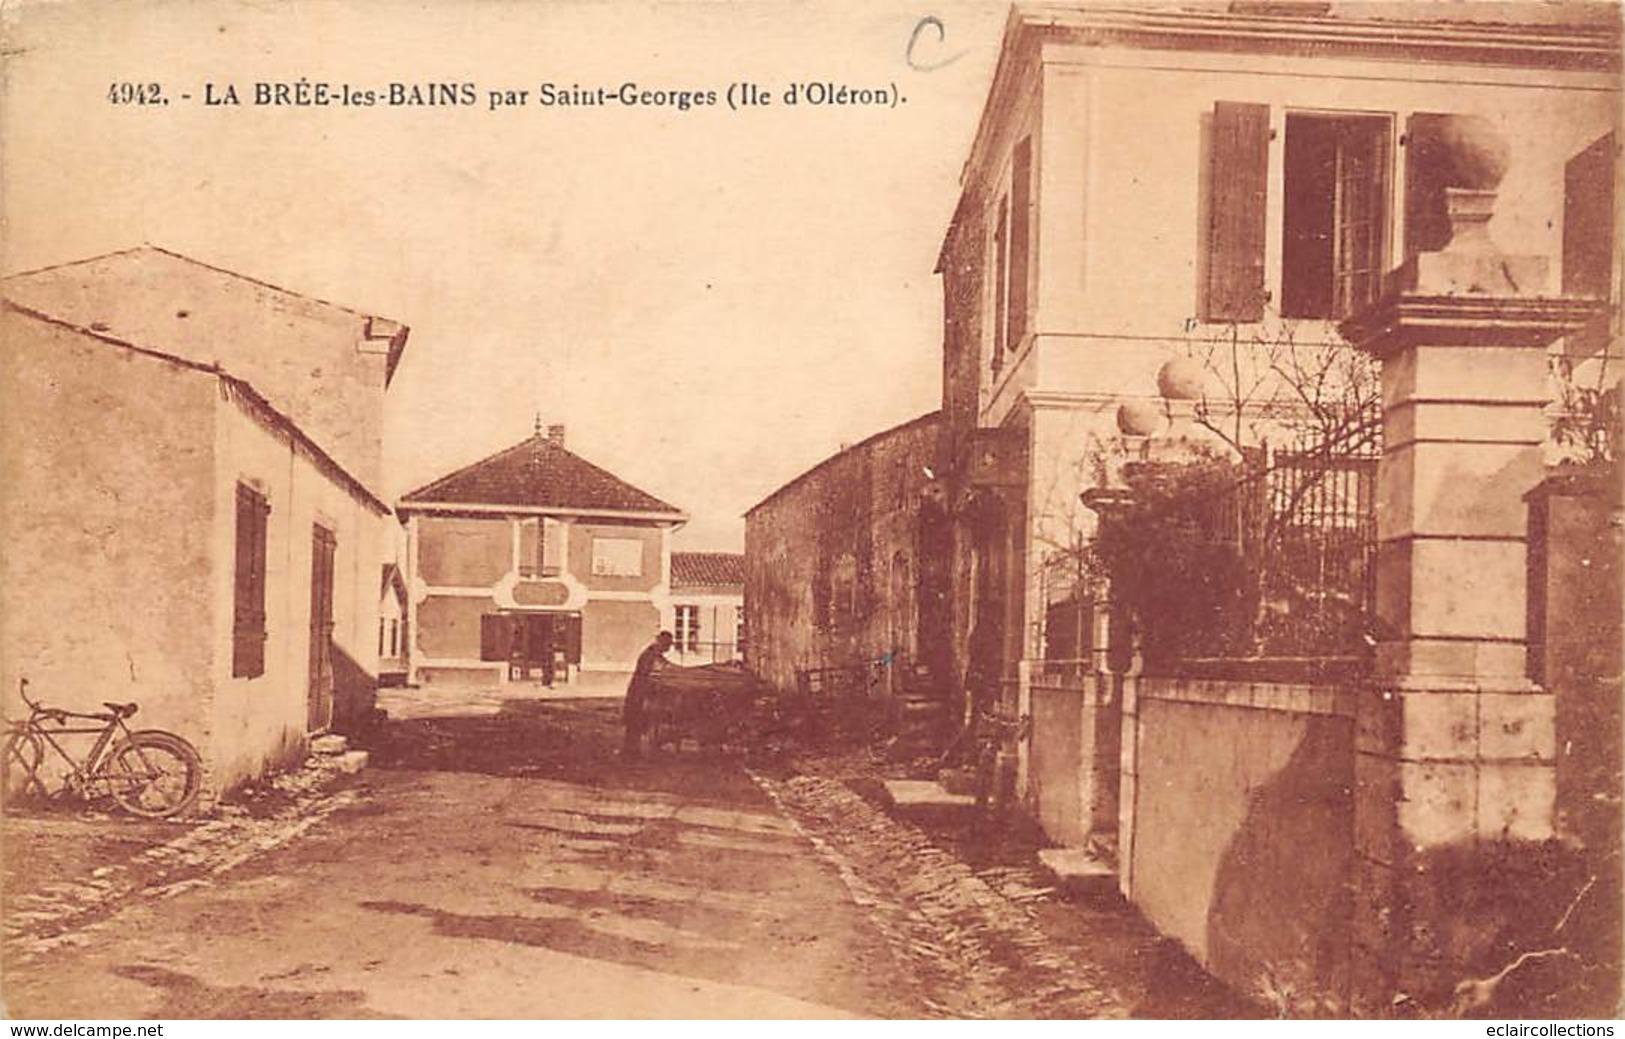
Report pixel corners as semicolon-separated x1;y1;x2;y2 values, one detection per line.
1008;137;1033;348
992;194;1010;364
479;614;512;662
232;484;269;678
1563;132;1616;299
563;614;583;665
541;518;564;576
518;519;540;577
1205;102;1270;322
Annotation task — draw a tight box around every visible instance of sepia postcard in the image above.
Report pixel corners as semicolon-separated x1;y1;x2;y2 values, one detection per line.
1;0;1621;1024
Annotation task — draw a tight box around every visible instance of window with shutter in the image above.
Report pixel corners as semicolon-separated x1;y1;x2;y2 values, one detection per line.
1008;136;1033;350
519;518;568;578
1282;111;1391;320
232;483;270;679
518;518;540;578
1204;101;1271;322
992;193;1009;371
541;518;564;577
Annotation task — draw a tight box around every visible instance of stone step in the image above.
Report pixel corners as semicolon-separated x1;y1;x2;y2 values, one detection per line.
309;734;349;756
1035;847;1118;900
335;749;369;774
881;779;975;814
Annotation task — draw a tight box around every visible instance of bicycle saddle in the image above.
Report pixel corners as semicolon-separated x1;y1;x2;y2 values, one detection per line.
103;701;138;718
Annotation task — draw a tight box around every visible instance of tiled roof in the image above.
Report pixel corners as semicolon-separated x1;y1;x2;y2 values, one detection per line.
671;552;744;589
400;433;684;516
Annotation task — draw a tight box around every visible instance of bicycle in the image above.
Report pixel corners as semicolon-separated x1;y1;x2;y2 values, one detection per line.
971;707;1031;822
2;678;203;819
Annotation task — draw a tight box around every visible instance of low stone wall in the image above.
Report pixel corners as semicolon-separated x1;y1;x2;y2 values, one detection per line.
1028;678;1119;848
1029;684;1087;846
1124;676;1357;1015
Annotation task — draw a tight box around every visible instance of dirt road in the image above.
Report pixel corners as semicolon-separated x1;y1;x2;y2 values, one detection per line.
2;698;916;1018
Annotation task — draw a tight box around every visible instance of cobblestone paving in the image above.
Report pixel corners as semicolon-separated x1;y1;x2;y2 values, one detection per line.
3;760;360;966
753;772;1129;1019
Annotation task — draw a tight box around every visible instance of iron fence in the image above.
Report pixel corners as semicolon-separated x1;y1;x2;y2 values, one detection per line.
1118;414;1382;676
1214;433;1380;662
671;640;742;666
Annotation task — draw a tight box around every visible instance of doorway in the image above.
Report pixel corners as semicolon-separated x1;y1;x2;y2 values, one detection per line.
307;524;337;732
506;612;582;685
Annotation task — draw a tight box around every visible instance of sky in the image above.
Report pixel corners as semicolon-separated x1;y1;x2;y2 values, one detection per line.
1;0;1010;550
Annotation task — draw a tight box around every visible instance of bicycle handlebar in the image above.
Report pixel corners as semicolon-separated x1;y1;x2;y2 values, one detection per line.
15;679;101;725
16;678;57;722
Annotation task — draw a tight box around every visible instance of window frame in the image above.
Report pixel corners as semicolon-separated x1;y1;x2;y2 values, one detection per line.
1279;109;1395;322
674;604;701;653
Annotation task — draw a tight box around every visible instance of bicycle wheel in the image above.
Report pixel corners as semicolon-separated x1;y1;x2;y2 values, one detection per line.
1;731;44;811
105;730;202;819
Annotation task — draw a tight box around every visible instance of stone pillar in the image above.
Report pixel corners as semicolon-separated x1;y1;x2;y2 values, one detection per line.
1341;192;1600;1013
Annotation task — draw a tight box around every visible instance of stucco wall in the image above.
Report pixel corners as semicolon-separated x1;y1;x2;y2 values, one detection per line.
407;512;672;678
416;595;490;659
664;592;743;664
1129;679;1356;1014
968;45;1622;410
1028;684;1086;845
0;314;217;757
207;390;385;790
418;516;511;587
1;248;397;490
582;599;660;670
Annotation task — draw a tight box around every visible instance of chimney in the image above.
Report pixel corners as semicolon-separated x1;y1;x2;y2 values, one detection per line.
545;424;566;447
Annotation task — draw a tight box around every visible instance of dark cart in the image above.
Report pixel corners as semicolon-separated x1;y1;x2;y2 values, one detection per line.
643;663;762;753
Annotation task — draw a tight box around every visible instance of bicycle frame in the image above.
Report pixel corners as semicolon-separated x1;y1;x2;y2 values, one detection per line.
3;676;151;806
9;707;139;799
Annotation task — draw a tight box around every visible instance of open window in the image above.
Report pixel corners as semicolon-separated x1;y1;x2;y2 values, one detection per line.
1281;113;1391;320
1203;103;1392;322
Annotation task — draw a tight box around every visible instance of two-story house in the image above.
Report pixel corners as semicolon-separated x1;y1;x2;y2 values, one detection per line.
397;425;687;689
933;1;1618;1012
1;246;409;796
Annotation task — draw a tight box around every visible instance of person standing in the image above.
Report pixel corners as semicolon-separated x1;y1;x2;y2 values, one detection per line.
623;631;673;758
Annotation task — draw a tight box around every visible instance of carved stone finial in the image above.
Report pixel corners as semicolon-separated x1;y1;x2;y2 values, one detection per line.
1401;114;1549;297
1117;399;1163;437
1436;114;1511;192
